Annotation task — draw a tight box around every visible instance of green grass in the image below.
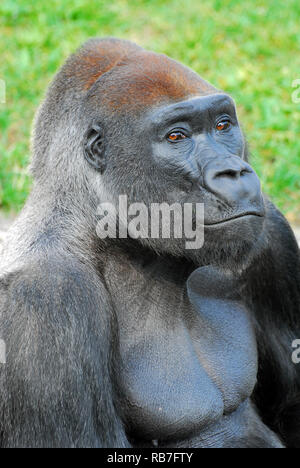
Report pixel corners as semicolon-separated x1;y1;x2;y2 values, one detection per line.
1;0;300;220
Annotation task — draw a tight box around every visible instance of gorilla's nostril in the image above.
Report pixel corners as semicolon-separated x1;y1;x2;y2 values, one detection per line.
241;169;251;176
214;166;252;180
215;169;239;179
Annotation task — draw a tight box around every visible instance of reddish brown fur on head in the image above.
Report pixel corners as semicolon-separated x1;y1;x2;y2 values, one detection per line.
63;38;217;113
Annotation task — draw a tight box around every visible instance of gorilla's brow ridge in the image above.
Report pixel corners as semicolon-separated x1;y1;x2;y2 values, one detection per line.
149;94;235;128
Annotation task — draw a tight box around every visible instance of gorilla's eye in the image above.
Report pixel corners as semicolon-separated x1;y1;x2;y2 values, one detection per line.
216;120;231;131
167;131;187;142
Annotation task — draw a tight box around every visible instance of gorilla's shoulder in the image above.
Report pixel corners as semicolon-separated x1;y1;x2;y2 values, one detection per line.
265;199;300;252
0;255;110;321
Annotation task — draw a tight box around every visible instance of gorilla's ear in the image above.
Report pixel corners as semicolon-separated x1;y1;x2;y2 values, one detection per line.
84;123;106;173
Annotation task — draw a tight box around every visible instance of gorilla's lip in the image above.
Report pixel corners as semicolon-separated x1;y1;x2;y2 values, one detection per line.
204;212;264;227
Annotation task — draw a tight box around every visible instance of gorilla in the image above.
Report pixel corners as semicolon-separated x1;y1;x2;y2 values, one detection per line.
0;37;300;448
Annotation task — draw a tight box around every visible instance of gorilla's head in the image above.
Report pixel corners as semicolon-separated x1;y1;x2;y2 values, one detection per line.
32;38;266;269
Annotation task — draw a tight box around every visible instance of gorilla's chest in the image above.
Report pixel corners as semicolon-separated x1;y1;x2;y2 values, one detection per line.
105;260;258;441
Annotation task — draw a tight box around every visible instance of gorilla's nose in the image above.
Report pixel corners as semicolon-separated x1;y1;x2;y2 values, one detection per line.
203;157;262;207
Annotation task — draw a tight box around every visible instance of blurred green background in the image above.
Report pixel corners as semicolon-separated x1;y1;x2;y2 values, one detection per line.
0;0;300;221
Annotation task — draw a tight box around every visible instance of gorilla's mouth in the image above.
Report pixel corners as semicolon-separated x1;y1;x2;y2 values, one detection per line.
204;212;264;227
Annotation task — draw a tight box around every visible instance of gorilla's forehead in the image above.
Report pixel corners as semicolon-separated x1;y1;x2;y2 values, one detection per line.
98;52;217;111
75;39;218;112
148;94;235;126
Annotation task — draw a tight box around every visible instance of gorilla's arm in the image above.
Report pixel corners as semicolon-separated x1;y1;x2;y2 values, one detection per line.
245;201;300;447
0;257;129;448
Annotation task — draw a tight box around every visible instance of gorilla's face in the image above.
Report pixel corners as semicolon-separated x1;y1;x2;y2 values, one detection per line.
91;93;266;268
149;93;265;255
147;94;265;223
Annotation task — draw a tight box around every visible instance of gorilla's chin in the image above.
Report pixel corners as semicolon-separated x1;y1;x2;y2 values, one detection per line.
186;215;266;272
141;214;266;273
204;214;265;245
